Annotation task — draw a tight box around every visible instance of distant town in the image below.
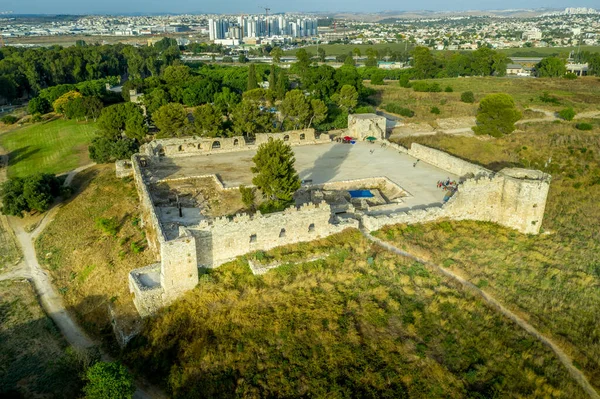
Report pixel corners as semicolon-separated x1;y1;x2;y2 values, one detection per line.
0;7;598;52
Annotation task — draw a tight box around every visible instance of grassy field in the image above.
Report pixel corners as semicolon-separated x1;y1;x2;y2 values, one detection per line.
369;76;600;123
0;216;20;272
124;230;586;398
285;42;411;55
496;46;600;57
0;119;97;178
36;165;156;338
381;121;600;391
0;280;84;397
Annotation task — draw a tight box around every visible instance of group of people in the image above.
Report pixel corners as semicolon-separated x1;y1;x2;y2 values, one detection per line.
437;178;457;191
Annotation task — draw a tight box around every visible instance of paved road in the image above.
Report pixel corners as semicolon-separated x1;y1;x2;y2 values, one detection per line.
361;227;600;399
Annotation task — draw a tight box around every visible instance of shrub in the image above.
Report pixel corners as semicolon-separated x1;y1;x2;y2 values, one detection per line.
539;92;561;105
575;123;593;131
88;137;138;164
444;86;453;92
558;107;576;121
130;241;144;254
398;75;411;88
384;103;414;117
411;81;442;92
460;91;475;103
83;361;135;399
1;115;18;125
430;106;441;115
564;72;577;80
95;217;119;237
353;105;376;114
239;185;255;209
370;72;385;85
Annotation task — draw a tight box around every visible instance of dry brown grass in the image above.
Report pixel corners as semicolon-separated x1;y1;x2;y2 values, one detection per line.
35;165;155;338
0;215;21;272
369;76;600;123
381;121;600;390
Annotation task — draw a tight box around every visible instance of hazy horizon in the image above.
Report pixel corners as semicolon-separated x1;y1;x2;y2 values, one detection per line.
1;1;598;16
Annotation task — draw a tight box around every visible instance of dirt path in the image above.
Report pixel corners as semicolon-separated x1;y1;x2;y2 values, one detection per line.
1;162;166;399
360;227;600;399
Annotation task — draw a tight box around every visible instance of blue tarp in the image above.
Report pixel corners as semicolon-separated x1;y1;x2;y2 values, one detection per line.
348;190;374;198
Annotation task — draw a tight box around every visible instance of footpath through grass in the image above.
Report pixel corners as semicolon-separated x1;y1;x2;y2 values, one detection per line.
0;280;84;397
0;118;96;178
124;230;587;398
383;123;600;391
36;165;155;338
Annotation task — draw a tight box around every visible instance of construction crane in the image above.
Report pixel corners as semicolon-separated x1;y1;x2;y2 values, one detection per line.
259;6;271;36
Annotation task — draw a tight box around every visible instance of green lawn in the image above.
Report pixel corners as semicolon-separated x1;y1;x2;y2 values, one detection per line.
0;119;96;178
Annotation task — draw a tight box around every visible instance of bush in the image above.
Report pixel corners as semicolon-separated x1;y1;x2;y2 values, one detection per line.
384;103;414;117
370;72;385;85
564;72;578;80
398;75;411;88
539;92;561;105
430;106;441;115
258;200;289;214
95;217;119;237
444;86;453;92
575;123;593;131
558;107;576;121
239;185;255;209
83;361;135;399
0;174;63;217
28;96;52;115
411;81;442;92
1;115;18;125
353;105;375;114
460;91;475;103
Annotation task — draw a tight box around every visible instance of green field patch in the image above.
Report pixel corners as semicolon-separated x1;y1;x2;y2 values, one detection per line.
0;119;96;178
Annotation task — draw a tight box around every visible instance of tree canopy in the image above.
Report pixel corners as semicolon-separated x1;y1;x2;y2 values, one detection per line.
0;173;65;217
83;362;135;399
472;93;522;137
251;139;301;205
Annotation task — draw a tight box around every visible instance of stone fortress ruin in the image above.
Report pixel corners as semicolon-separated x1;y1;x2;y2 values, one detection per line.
117;114;551;316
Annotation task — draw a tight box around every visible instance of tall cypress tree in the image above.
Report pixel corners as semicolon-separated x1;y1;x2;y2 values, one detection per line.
268;64;277;91
247;64;258;91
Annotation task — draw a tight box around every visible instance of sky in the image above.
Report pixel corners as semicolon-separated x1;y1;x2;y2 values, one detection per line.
2;0;599;15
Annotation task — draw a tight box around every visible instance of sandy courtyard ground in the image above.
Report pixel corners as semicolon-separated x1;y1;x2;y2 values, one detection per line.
147;142;458;210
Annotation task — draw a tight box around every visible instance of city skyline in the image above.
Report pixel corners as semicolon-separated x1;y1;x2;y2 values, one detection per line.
2;1;600;15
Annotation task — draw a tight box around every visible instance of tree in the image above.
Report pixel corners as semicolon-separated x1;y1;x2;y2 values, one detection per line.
472;93;522;138
536;57;567;78
162;65;191;86
214;88;241;115
317;47;326;62
1;173;63;217
308;99;328;128
353;47;361;62
238;53;248;63
88;137;138;163
370;71;385;85
268;64;276;90
97;103;146;140
335;85;358;113
83;361;135;399
28;96;52;115
239;185;255;210
232;100;275;137
193;104;224;137
344;55;355;66
275;71;289;100
143;88;170;117
281;90;311;129
152;103;189;137
247;64;258;91
461;91;475;103
251;139;301;205
270;47;283;63
411;46;438;79
53;91;83;115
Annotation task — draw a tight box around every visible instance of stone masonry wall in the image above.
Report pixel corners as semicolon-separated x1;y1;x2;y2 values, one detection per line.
348;114;387;140
187;202;358;267
362;168;551;234
131;155;166;256
141;129;328;159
